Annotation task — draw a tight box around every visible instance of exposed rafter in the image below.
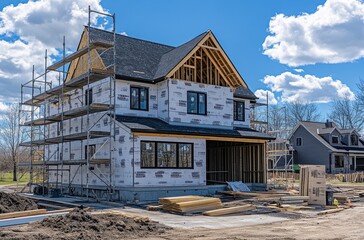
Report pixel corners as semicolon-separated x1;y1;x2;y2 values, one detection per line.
166;31;247;89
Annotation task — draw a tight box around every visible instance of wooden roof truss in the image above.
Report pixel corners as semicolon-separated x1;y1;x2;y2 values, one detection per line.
167;32;247;89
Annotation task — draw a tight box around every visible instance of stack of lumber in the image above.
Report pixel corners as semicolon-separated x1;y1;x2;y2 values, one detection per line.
202;204;256;216
159;195;205;205
159;196;222;213
219;191;290;199
278;196;310;207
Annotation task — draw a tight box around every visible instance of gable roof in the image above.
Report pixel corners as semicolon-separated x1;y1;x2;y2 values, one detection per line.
85;27;256;98
291;121;363;152
153;32;208;80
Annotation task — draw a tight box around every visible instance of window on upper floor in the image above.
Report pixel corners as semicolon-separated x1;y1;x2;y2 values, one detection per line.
141;141;193;169
85;88;93;105
130;86;149;111
234;101;245;121
332;136;339;144
187;91;206;115
85;144;96;159
296;137;302;146
351;134;358;145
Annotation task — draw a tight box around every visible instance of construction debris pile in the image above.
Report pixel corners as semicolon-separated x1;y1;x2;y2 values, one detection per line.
0;192;38;213
29;208;169;239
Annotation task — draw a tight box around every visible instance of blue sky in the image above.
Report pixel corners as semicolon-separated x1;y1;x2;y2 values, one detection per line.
0;0;363;118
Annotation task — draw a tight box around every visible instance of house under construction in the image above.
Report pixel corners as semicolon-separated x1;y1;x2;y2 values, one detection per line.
19;9;274;202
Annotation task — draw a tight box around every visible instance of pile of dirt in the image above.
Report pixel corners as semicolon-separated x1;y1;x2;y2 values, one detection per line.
0;192;38;213
29;207;170;239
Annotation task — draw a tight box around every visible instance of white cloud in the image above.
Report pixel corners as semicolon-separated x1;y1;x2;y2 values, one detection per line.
263;72;355;103
254;89;278;105
262;0;364;66
294;68;304;73
0;0;109;103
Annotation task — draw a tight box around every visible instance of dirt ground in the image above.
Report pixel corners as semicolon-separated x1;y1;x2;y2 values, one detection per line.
0;207;170;240
154;205;364;240
0;192;37;213
0;205;363;240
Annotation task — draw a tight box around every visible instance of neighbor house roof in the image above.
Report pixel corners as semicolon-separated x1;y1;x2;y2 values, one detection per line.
115;115;274;140
292;121;364;153
87;27;256;99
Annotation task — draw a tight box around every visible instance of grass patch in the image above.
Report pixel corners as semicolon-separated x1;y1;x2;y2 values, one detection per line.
0;172;30;185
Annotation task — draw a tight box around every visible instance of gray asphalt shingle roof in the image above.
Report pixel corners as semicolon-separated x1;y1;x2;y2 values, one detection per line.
87;27;256;99
116;115;274;140
299;121;364;152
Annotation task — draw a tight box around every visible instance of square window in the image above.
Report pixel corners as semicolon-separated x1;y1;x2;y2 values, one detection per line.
130;86;149;110
157;143;177;167
332;136;339;144
187;91;206;115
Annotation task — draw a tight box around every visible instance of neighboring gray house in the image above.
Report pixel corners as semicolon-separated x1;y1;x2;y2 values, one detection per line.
289;121;364;173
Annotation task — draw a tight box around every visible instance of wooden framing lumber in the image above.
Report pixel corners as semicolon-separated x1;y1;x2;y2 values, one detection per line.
159;195;206;205
166;31;247;89
317;208;344;215
163;198;222;213
0;209;47;220
202;204;256;216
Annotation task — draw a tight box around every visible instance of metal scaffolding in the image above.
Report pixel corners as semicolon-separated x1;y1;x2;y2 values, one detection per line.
250;93;295;188
19;7;116;199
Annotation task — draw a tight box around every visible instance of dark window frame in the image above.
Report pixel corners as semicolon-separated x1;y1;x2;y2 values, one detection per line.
85;88;93;106
140;141;194;169
350;134;359;146
130;86;149;111
332;135;339;144
296;137;302;146
234;101;245;121
187;91;207;115
85;144;96;159
335;155;344;168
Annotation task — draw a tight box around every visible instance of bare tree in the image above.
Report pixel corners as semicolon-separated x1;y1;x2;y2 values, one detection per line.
286;101;321;127
268;105;287;138
330;98;364;132
0;104;27;181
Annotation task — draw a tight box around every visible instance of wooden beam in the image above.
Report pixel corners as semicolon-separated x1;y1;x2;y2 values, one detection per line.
133;132;267;143
207;34;247;88
184;64;195;69
202;48;236;88
166;33;211;79
0;209;47;220
200;44;220;51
